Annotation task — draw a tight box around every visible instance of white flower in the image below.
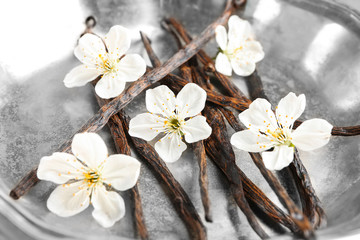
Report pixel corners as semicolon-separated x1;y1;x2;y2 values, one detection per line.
215;15;264;77
230;92;333;171
64;25;146;99
37;132;141;228
129;83;212;163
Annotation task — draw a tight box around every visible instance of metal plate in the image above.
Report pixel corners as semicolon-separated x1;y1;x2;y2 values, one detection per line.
1;0;360;239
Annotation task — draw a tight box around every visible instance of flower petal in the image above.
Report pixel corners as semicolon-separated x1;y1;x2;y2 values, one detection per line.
239;98;277;132
262;145;294;171
182;116;212;143
115;54;146;82
155;133;187;163
94;72;126;99
63;65;101;88
228;15;254;50
71;133;108;168
291;118;333;151
47;181;90;217
176;83;207;119
146;85;176;117
128;113;166;141
104;25;131;60
215;25;228;51
102;154;141;191
230;58;256;76
231;129;274;152
37;152;84;184
243;41;265;63
215;52;232;76
276;92;306;128
91;185;125;228
74;33;107;67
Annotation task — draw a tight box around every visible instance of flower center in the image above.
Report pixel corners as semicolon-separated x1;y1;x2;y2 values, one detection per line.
233;46;244;55
98;54;117;73
165;116;184;135
266;128;293;147
169;118;181;129
84;170;101;185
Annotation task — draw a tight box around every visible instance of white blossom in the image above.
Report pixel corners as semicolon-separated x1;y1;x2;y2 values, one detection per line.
231;92;333;170
37;132;141;228
215;15;264;76
129;83;212;162
64;25;146;99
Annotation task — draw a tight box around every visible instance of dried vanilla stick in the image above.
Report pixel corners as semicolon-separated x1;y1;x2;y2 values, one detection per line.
93;89;149;240
140;31;213;222
244;69;326;229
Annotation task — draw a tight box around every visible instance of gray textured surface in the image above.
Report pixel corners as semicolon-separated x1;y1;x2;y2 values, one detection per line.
1;0;360;239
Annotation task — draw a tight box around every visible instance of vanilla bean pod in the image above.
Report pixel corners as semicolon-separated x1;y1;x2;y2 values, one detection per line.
140;32;162;68
204;105;268;239
198;67;216;92
174;47;213;225
192;140;212;223
121;113;207;240
187;59;268;236
245;76;325;229
182;70;213;223
104;118;149;239
185;71;213;223
193;70;268;238
250;153;314;238
10;0;243;200
217;107;242;131
217;110;309;234
181;64;194;81
218;107;313;237
295;121;360;136
205;138;298;232
130;184;148;239
244;70;268;100
330;126;360;136
9;170;40;200
93;92;148;240
289;150;326;229
204;105;299;235
141;32;212;222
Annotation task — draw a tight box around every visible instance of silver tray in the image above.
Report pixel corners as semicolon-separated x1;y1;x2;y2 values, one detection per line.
1;0;360;239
